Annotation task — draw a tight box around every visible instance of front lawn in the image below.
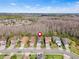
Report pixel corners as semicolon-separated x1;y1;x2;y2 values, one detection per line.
29;54;37;59
41;36;45;48
17;54;23;59
50;41;58;49
15;41;21;48
6;40;11;48
10;54;23;59
10;55;17;59
24;43;29;48
69;40;79;55
45;54;63;59
0;55;4;59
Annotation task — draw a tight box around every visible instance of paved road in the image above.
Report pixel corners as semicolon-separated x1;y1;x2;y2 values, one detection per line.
0;48;79;59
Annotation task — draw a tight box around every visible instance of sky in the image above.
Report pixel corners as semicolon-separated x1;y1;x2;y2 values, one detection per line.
0;0;79;13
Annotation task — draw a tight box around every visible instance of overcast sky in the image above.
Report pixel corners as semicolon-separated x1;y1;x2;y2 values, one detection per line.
0;0;79;13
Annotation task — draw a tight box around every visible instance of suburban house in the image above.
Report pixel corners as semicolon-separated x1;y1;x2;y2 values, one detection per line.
29;36;35;48
62;38;70;51
62;38;69;46
0;38;6;50
10;40;16;48
9;36;17;49
20;36;29;49
37;37;42;49
45;37;51;49
53;36;62;47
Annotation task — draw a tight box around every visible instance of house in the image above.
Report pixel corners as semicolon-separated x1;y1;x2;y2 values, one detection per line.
45;37;51;44
53;36;62;47
20;36;29;49
37;37;42;49
0;38;6;50
9;36;17;49
9;40;16;49
29;36;35;48
45;37;51;49
62;38;70;51
62;38;69;46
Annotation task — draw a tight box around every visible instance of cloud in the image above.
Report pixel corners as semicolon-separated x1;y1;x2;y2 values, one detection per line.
24;5;31;8
35;4;40;6
28;6;79;13
76;1;79;4
10;3;16;6
72;1;79;6
1;4;79;13
15;5;79;13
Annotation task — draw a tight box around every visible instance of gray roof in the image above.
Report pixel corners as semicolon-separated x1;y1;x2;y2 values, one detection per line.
53;36;61;41
10;36;18;40
0;37;6;41
62;38;69;45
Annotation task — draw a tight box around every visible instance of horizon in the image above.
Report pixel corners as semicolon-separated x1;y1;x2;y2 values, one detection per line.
0;12;79;14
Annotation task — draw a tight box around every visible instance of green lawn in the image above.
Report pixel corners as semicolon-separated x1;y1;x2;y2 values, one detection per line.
24;43;29;48
17;54;23;59
15;41;21;48
45;54;63;59
29;54;36;59
6;40;11;48
69;40;79;55
10;55;17;59
41;36;45;48
33;35;37;48
0;55;4;59
10;54;23;59
50;41;58;49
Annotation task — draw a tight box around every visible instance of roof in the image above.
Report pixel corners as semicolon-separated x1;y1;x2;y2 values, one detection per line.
53;36;61;41
62;38;69;45
0;37;6;41
20;36;29;44
10;36;18;40
53;36;62;46
30;36;35;43
11;40;16;43
45;37;51;43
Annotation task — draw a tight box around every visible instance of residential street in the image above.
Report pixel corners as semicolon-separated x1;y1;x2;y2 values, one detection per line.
0;48;79;59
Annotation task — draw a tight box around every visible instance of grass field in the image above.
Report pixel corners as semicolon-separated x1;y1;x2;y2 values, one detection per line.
15;41;21;48
29;54;37;59
45;54;63;59
69;40;79;55
17;54;23;59
10;55;17;59
0;55;4;59
6;40;11;48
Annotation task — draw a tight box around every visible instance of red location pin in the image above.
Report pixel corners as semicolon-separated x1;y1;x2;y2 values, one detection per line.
38;32;42;37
